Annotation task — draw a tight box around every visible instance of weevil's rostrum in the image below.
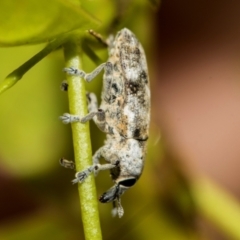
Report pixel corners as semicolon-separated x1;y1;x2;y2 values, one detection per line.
60;28;150;218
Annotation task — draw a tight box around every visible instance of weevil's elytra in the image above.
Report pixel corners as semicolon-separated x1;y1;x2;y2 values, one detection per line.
102;29;150;141
60;28;150;218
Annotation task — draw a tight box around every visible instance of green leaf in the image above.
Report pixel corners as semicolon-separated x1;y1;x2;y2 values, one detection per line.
0;34;71;94
0;0;99;46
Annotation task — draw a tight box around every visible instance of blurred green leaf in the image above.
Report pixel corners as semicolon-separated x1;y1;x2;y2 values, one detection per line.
0;45;70;177
0;0;99;46
0;34;70;94
0;209;79;240
192;178;240;239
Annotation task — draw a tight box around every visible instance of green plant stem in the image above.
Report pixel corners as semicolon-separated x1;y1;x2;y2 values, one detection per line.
0;34;69;95
191;178;240;239
63;38;102;240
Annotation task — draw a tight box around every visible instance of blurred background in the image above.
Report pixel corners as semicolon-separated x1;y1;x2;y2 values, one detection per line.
1;0;240;239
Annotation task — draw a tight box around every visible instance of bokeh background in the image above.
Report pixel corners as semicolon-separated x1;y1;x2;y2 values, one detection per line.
155;0;240;198
1;0;240;239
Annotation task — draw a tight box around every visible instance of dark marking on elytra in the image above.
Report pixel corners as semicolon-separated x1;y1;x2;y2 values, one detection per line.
140;71;148;84
97;109;105;121
117;100;121;106
133;128;141;138
134;47;140;55
108;126;114;134
110;95;116;102
126;81;140;94
113;63;119;72
110;164;121;180
112;83;119;93
121;62;127;69
105;62;113;75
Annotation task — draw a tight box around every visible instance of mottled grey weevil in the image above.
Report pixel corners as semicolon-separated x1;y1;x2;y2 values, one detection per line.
60;28;150;218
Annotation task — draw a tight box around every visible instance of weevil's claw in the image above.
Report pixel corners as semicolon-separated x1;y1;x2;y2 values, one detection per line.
60;80;68;91
59;113;81;124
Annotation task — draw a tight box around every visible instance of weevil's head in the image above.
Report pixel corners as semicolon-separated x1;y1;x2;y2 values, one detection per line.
99;139;146;217
99;177;137;218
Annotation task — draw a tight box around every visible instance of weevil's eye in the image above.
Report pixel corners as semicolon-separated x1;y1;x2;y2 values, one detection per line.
119;178;136;187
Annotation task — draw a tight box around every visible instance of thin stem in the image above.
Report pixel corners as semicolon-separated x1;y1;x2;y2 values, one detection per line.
63;38;102;240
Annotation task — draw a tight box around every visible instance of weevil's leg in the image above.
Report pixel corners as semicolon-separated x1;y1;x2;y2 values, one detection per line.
87;29;115;49
59;93;100;124
80;92;100;123
116;198;124;218
60;80;68;91
71;147;103;184
112;201;118;217
92;147;119;171
60;109;105;125
72;165;96;184
86;92;98;112
59;93;107;126
85;93;110;133
59;158;75;169
112;198;124;218
106;34;114;50
88;29;114;55
64;63;106;83
72;162;116;184
72;147;119;184
59;113;81;124
88;29;108;47
59;112;98;124
79;112;99;123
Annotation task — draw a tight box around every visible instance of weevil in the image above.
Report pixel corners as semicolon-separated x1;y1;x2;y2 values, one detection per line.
60;28;150;217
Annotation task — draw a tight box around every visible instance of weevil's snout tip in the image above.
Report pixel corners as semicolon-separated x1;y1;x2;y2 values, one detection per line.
99;184;120;203
99;193;110;203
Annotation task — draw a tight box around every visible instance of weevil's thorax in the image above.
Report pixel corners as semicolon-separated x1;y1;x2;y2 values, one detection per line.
100;28;150;141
